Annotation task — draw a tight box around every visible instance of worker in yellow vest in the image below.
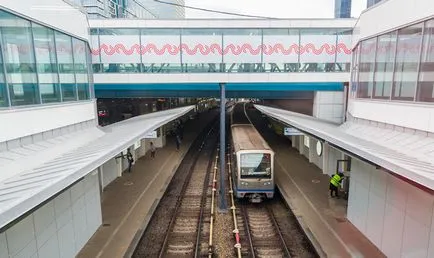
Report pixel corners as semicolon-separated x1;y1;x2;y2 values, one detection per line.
329;172;344;198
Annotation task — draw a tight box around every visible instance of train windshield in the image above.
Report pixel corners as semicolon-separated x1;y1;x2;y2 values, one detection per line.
240;153;271;179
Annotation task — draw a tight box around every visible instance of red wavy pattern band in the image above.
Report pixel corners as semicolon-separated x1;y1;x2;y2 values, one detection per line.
91;43;352;56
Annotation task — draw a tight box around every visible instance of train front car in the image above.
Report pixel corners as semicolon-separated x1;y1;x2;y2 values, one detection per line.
231;124;275;203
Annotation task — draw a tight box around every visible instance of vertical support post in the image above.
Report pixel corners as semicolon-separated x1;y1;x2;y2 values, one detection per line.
218;83;228;212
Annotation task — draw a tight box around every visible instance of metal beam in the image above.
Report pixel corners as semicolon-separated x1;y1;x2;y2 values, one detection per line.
218;83;228;212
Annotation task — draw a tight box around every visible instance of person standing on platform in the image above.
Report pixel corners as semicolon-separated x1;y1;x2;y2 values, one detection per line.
329;172;344;198
126;148;134;173
175;134;181;150
150;142;156;158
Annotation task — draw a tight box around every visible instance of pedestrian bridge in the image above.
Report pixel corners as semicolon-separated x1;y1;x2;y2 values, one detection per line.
89;19;356;98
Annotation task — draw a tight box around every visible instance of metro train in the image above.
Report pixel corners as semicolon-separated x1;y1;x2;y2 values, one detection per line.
230;102;275;203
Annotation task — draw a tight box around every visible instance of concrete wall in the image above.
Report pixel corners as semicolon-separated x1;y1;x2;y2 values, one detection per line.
353;0;434;45
348;100;434;134
101;158;118;189
347;159;434;257
308;138;323;170
136;139;149;159
0;101;96;142
313;91;344;124
0;171;101;258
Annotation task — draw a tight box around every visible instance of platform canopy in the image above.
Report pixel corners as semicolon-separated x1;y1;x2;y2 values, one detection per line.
254;105;434;191
0;106;194;230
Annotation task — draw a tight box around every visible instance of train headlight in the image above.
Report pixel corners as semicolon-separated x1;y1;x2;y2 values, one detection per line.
263;182;271;185
241;181;248;185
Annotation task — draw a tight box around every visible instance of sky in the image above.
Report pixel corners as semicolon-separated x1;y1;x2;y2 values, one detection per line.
185;0;367;19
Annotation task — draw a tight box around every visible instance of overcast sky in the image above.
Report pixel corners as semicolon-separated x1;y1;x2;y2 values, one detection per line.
185;0;367;19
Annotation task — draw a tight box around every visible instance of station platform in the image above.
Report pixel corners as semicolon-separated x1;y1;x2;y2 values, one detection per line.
77;111;217;258
248;110;385;258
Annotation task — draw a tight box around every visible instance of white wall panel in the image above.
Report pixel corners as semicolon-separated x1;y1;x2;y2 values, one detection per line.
348;99;434;133
33;202;56;249
308;138;323;169
353;0;434;46
102;158;119;188
1;172;102;258
369;169;388;198
366;192;385;247
0;101;96;142
181;35;222;63
405;187;434;228
382;203;405;257
70;180;85;203
401;214;430;258
386;175;409;211
12;240;36;258
354;182;369;233
347;175;357;223
0;232;8;258
6;215;34;255
72;200;87;252
54;190;72;229
57;222;75;258
428;214;434;257
223;35;262;63
37;233;59;258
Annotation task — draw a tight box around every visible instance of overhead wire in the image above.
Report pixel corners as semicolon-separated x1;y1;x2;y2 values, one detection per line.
153;0;280;19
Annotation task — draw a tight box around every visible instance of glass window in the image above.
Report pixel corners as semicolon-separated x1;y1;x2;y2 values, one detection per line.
141;29;180;73
99;29;141;73
32;23;61;104
8;83;39;106
73;39;89;100
32;24;57;73
374;32;397;99
393;23;423;101
240;153;271;179
61;83;76;101
299;29;337;72
0;10;39;106
55;32;74;73
77;83;89;100
336;29;352;72
358;38;377;98
417;19;434;102
0;30;8;107
39;83;61;103
350;44;360;98
55;32;76;101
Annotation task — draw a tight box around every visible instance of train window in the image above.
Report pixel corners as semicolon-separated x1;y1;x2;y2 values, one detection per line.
240;153;271;179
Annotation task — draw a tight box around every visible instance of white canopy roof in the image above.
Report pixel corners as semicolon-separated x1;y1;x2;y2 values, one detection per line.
0;106;193;229
254;105;434;190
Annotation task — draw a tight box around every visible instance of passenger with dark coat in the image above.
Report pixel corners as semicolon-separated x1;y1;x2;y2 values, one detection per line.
126;149;134;172
175;134;181;150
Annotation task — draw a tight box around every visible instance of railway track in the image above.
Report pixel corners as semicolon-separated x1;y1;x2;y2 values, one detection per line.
158;125;218;258
240;202;291;258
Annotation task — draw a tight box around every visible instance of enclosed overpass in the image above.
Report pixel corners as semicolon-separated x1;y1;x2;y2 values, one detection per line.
89;18;356;98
